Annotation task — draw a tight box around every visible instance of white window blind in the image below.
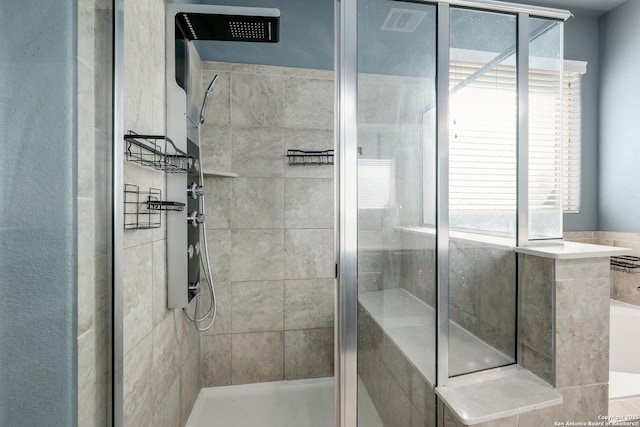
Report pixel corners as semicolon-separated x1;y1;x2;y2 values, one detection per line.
449;60;585;216
358;159;395;209
528;66;563;215
562;61;586;213
449;61;517;214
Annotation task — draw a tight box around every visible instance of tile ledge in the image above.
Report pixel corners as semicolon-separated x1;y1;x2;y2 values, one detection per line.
203;170;239;178
515;241;632;259
436;366;563;426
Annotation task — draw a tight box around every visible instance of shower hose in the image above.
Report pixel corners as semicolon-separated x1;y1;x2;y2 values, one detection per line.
182;148;217;332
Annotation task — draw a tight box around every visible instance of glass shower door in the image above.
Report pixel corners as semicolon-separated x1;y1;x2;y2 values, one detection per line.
355;1;437;425
340;2;568;425
447;7;518;378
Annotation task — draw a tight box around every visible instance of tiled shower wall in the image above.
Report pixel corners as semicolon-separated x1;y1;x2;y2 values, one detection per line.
77;0;111;424
198;61;335;386
120;1;201;426
565;231;640;305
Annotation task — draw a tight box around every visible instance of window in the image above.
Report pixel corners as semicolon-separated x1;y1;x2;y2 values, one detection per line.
358;159;395;209
446;59;586;224
449;61;517;213
448;59;518;235
562;61;586;213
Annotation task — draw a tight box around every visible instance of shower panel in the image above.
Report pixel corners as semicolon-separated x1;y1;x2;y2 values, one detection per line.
165;4;280;315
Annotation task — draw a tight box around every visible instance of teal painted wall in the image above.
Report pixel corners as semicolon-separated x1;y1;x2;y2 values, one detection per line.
598;0;640;232
0;1;78;425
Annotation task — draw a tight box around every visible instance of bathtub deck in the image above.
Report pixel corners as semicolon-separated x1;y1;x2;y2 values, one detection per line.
186;377;383;427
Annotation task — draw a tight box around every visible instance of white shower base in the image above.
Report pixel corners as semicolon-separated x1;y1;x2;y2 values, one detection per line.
186;377;383;427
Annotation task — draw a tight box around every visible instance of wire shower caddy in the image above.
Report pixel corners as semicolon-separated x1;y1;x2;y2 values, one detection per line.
125;131;193;173
287;149;334;166
123;184;185;230
610;255;640;274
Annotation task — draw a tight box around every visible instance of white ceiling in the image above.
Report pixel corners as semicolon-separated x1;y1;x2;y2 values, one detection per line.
502;0;628;17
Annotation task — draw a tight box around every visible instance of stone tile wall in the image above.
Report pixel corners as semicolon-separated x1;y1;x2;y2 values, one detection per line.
514;254;611;426
448;237;516;357
120;1;202;426
361;240;611;427
199;62;335;387
437;253;611;427
358;305;437;427
519;254;554;384
374;230;516;361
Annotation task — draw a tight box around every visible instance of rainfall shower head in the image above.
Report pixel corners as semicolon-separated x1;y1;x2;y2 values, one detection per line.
177;11;280;43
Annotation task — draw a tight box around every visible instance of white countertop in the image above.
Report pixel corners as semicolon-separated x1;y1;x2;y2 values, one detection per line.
436;366;563;425
515;241;631;259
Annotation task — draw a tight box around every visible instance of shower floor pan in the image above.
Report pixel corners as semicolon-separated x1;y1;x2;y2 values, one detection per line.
186;377;383;427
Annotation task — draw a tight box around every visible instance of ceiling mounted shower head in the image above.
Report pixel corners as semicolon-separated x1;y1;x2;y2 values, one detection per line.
177;11;280;43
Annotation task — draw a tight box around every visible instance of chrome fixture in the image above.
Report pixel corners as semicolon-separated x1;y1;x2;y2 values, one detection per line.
199;75;218;125
187;182;204;199
187;210;204;227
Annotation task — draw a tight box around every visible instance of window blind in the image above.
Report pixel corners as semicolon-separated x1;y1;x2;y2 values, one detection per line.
358;159;394;209
449;61;517;213
529;67;563;215
562;65;584;213
448;60;585;215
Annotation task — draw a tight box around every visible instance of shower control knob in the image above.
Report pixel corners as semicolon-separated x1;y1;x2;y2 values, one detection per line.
187;211;205;227
187;182;204;199
188;282;201;298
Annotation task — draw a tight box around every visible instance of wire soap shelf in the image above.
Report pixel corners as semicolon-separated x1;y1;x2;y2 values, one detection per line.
610;255;640;274
124;184;185;230
287;149;334;166
125;131;193;173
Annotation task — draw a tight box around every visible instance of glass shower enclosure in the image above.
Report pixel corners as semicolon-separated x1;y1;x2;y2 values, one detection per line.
336;0;567;425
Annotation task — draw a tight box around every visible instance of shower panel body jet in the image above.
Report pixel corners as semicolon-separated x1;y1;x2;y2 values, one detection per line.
165;3;280;311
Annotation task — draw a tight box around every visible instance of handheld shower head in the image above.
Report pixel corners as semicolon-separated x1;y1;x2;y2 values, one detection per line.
199;74;218;125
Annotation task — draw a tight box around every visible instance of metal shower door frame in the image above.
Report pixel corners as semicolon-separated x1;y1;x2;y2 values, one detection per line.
111;0;570;425
335;0;358;425
112;0;125;425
